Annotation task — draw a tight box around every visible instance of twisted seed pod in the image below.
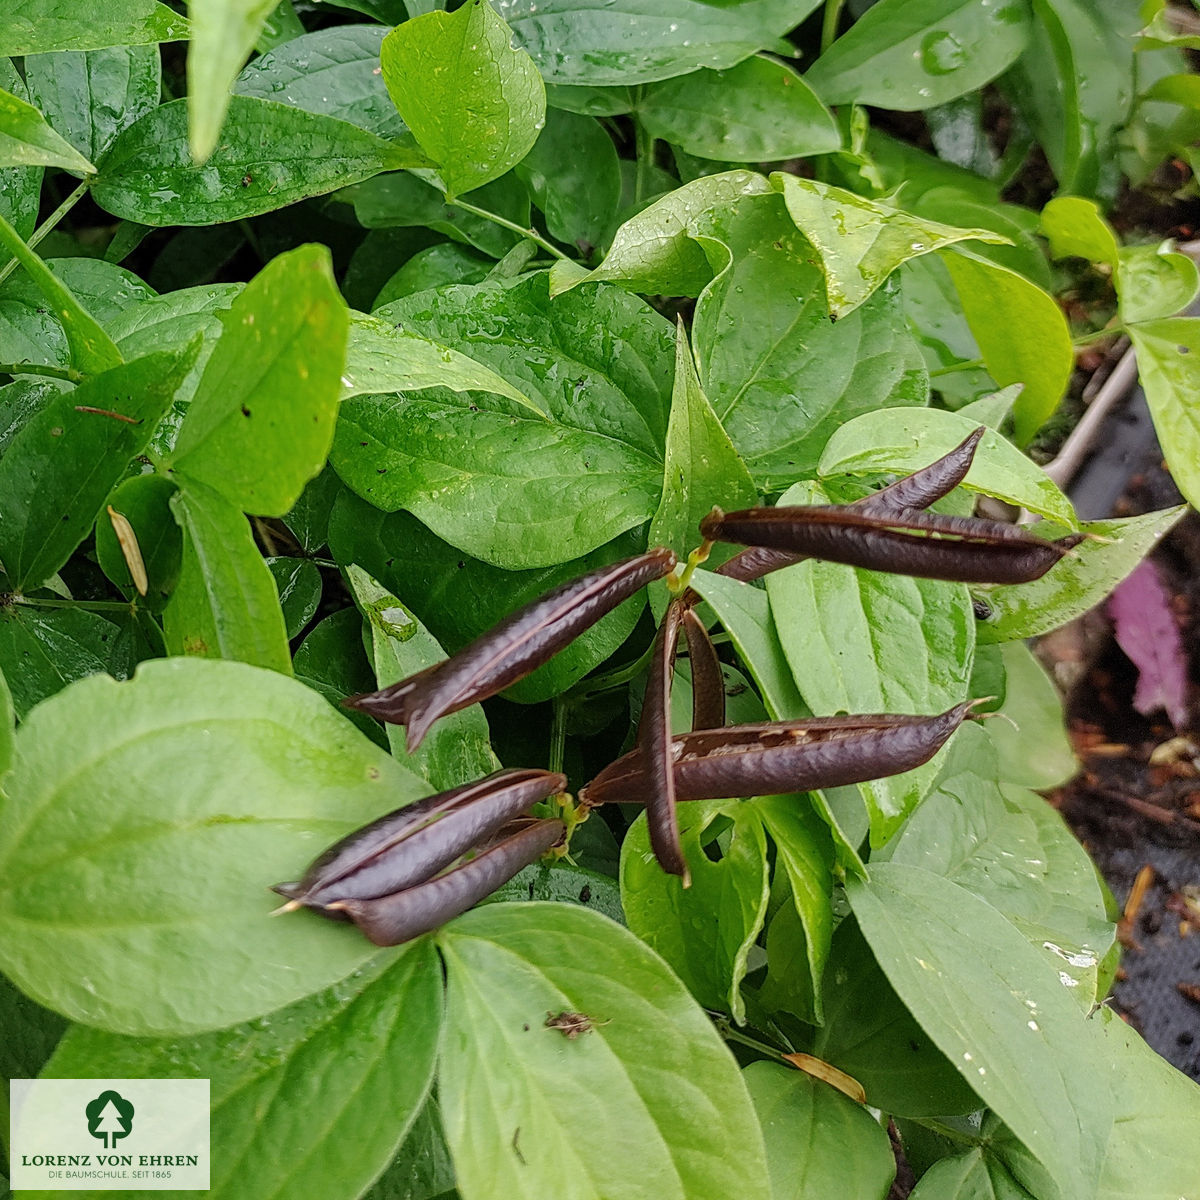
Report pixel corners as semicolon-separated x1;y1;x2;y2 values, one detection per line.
639;600;687;880
711;428;988;585
581;704;970;807
700;506;1084;585
330;818;566;946
346;547;678;750
273;768;565;909
682;607;724;731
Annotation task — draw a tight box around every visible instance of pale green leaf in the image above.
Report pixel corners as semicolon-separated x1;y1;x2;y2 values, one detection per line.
0;86;95;172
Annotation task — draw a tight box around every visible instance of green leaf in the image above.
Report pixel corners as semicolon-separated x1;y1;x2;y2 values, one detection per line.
373;242;492;308
187;0;279;162
437;902;770;1200
0;972;67;1091
168;245;348;517
0;86;95;172
1118;243;1200;325
754;795;835;1022
381;2;545;199
975;506;1187;642
292;607;386;747
266;556;321;639
164;480;292;674
345;564;498;790
235;25;410;140
343;311;541;414
333;275;671;569
327;493;647;703
514;107;620;252
41;940;442;1200
686;569;806;720
362;1097;456;1200
848;863;1112;1200
94;473;183;611
0;348;192;590
0;607;124;719
93;97;425;227
806;0;1031;110
562;169;774;297
0;666;11;781
0;657;429;1035
809;918;983;1116
0;60;43;244
650;322;756;567
501;0;821;87
0;212;122;374
1128;319;1200;506
818;406;1078;526
1039;194;1119;272
23;45;161;164
743;1062;895;1200
939;248;1074;443
767;478;974;844
772;173;1009;317
694;193;928;485
0;1;189;56
620;802;769;1021
640;56;839;161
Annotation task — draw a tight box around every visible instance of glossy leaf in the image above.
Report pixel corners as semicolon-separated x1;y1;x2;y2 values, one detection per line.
818;406;1078;527
187;0;279;162
168;245;348;517
744;1062;895;1200
641;56;839;162
1118;243;1200;325
694;194;928;484
0;665;11;780
333;275;671;569
266;556;322;639
93;97;425;227
292;607;386;747
848;863;1112;1199
382;2;544;198
621;802;769;1021
514;106;620;252
0;657;430;1034
772;173;1008;317
235;25;409;140
501;0;822;87
0;61;43;242
0;2;188;56
23;44;161;163
94;473;183;611
0;348;191;590
327;494;647;703
437;901;770;1200
42;940;442;1200
164;480;292;674
975;506;1187;642
806;0;1031;110
940;248;1073;443
1039;194;1119;272
0;85;94;172
345;564;497;790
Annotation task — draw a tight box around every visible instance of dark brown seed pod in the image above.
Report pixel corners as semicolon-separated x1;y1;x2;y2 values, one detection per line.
581;704;970;807
682;607;725;731
346;547;678;751
329;818;566;946
709;428;987;586
272;768;565;910
699;506;1084;585
638;601;687;880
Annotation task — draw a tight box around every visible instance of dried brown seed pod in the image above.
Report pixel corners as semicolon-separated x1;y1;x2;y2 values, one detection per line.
581;705;971;808
346;547;677;751
273;768;566;910
329;818;566;946
682;607;725;731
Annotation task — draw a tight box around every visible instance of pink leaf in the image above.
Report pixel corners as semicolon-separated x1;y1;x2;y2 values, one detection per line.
1107;558;1190;730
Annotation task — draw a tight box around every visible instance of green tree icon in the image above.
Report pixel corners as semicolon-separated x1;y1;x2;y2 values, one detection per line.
85;1090;134;1150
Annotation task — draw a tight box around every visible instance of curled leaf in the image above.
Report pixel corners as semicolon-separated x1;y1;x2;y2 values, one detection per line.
347;547;677;750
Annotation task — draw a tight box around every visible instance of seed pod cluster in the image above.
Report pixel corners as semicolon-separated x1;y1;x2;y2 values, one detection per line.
277;431;1073;932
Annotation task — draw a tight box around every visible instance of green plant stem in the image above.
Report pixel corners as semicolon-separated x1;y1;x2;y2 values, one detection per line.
821;0;846;52
12;596;135;614
0;362;82;383
446;198;570;261
568;643;655;701
0;180;90;289
548;696;568;774
710;1015;789;1059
